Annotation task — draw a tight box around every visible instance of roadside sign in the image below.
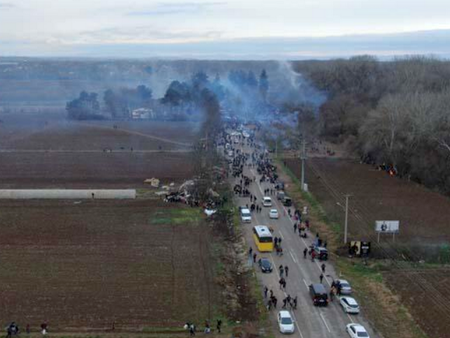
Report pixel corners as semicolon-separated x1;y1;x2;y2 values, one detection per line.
375;220;399;233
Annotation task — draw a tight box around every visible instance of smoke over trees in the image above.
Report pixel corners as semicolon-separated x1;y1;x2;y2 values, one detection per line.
66;91;102;120
294;56;450;194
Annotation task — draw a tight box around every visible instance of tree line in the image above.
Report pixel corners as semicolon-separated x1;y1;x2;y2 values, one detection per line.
66;69;269;121
293;56;450;194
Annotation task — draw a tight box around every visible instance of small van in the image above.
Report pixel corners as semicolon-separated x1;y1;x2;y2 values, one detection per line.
240;208;252;223
263;197;272;207
309;283;329;306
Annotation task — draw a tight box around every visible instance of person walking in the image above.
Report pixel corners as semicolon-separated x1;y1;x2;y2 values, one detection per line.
249;247;253;257
279;277;286;290
311;250;316;262
320;273;324;283
279;265;284;277
321;263;326;273
216;320;222;333
270;289;274;298
272;296;278;308
293;296;298;310
253;253;257;263
303;248;308;259
189;324;196;336
285;266;289;277
264;286;268;298
282;298;287;309
293;223;297;233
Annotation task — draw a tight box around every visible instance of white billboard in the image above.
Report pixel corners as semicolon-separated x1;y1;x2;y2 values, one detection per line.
375;220;399;234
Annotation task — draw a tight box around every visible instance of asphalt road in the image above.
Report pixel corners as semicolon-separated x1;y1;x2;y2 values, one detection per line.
230;139;378;338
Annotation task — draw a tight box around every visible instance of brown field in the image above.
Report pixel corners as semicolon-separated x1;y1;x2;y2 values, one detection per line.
385;268;450;338
285;157;450;245
0;199;215;330
0;113;220;331
0;114;197;188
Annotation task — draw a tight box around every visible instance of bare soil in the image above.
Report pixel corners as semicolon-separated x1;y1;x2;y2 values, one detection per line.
385;268;450;338
0;199;214;330
0;115;197;188
285;157;450;245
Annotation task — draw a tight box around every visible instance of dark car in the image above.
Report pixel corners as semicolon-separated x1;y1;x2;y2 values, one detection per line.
309;283;329;306
314;246;328;260
258;257;273;273
282;196;292;207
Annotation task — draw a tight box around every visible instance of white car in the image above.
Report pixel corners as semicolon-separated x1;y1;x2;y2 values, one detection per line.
340;296;360;314
346;324;369;338
269;209;279;219
337;279;352;295
263;196;272;207
278;310;295;334
240;208;252;223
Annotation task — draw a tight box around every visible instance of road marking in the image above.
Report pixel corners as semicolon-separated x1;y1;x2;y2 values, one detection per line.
289;250;297;263
347;313;354;323
303;279;309;290
320;313;331;333
279;232;285;240
250;168;265;196
290;311;305;338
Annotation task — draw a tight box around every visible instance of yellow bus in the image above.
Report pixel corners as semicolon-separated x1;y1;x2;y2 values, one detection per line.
253;225;274;252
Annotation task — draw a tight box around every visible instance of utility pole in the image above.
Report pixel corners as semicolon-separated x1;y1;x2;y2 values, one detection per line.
300;137;306;191
344;194;351;244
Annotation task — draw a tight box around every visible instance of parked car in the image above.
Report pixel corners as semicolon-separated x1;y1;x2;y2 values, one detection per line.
269;209;279;219
274;181;285;190
309;283;328;306
282;196;292;207
336;279;352;295
340;296;360;314
346;323;369;338
276;190;285;200
277;310;295;334
240;208;252;223
258;257;273;273
314;246;328;260
263;196;272;207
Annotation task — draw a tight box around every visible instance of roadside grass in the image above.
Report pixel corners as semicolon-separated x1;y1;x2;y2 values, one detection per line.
276;155;428;338
151;208;202;225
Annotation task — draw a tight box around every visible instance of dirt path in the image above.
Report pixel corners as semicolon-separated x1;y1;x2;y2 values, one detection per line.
74;122;194;148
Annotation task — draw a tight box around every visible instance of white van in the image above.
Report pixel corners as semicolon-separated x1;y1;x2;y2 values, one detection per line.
240;208;252;223
263;197;272;207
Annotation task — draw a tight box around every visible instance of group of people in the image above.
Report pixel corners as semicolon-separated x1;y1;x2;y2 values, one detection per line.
184;319;222;336
5;322;49;337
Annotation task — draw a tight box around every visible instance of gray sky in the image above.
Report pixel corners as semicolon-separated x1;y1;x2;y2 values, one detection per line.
1;0;450;58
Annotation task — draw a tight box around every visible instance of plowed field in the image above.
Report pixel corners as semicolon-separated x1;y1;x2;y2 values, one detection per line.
0;200;214;330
